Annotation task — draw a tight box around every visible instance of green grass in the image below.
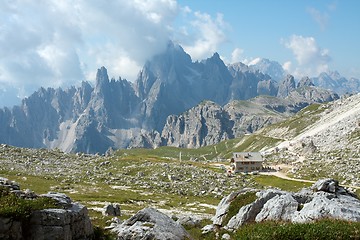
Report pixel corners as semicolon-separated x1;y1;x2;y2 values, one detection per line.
230;135;282;154
114;135;280;162
0;172;63;194
254;175;312;192
222;191;257;226
233;219;360;240
185;219;216;240
349;128;360;143
261;103;325;137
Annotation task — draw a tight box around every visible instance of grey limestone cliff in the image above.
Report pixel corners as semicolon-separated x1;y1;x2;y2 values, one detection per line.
277;74;296;98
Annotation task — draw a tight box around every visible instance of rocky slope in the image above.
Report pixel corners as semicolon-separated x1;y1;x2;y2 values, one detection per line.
260;92;360;186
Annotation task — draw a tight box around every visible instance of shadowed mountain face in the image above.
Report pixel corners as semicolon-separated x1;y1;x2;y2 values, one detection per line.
0;42;340;153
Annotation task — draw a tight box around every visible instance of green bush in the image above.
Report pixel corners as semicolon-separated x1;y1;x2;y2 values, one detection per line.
93;226;116;240
0;186;10;197
0;193;59;220
223;191;257;226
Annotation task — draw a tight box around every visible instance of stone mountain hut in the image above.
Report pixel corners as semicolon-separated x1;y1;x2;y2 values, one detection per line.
230;152;263;173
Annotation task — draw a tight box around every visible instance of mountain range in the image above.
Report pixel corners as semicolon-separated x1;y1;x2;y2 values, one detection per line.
0;42;345;153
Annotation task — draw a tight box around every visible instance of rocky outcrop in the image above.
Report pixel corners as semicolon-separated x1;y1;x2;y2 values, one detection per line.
27;203;93;240
111;207;191;240
277;74;296;98
297;76;315;88
228;63;276;101
226;189;286;230
205;179;360;232
0;178;93;240
287;85;339;104
255;193;299;222
161;101;234;148
212;188;257;227
161;95;311;148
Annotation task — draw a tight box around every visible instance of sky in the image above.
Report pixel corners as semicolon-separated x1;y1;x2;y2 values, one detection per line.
0;0;359;107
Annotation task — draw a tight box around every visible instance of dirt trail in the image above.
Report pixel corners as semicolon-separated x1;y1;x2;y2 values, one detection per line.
261;164;360;190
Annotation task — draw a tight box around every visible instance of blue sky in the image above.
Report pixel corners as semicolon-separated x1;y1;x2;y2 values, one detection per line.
0;0;359;107
177;0;360;78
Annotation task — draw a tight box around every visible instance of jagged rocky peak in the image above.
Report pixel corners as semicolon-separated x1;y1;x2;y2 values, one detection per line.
135;41;193;97
204;52;230;74
147;41;192;74
311;71;360;95
95;66;109;89
297;76;315;88
248;58;286;81
228;62;250;76
277;74;296;98
208;52;221;62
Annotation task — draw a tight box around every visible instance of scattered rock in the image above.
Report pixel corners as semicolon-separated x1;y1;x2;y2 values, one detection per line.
176;215;201;228
222;233;231;240
111;207;191;240
201;224;215;234
0;177;20;191
102;203;121;216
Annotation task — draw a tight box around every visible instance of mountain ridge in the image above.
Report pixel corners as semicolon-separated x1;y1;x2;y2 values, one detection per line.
0;42;341;153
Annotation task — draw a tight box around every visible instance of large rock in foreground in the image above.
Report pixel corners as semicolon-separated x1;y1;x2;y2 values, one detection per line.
204;179;360;232
111;207;191;240
0;178;93;240
28;193;93;240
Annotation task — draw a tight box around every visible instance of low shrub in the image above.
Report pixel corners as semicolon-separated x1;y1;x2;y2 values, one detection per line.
234;219;360;240
223;191;257;225
93;226;115;240
0;193;58;220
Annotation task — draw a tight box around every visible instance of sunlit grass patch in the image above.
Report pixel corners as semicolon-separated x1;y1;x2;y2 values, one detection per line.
254;175;311;192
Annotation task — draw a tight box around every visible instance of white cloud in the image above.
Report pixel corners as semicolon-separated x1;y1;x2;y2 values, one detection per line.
307;2;336;31
283;35;331;77
248;58;262;66
0;0;179;104
231;48;244;63
182;11;228;60
282;61;292;73
307;7;329;31
0;0;231;106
